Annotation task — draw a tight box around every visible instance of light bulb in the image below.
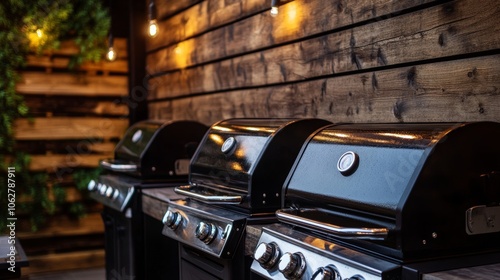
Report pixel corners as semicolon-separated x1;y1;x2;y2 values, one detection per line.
36;29;43;38
106;47;117;61
149;19;158;37
270;6;279;17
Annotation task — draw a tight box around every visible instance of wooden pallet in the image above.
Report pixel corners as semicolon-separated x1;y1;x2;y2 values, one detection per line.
13;38;129;275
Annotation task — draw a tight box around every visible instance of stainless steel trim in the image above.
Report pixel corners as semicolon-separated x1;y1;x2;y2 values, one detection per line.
99;159;137;172
466;205;500;235
174;185;242;204
276;209;388;240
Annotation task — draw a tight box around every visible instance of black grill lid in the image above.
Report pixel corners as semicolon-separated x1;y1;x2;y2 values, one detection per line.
280;122;500;259
100;120;208;179
175;118;332;212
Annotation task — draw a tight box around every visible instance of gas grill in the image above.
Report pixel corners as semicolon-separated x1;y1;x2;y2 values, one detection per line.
88;120;208;280
161;118;332;280
251;122;500;280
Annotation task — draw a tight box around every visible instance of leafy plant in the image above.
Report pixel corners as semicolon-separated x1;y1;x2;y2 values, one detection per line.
0;0;111;232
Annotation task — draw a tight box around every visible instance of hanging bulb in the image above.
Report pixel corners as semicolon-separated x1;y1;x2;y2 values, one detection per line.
148;19;159;37
106;34;117;61
106;47;117;61
148;0;159;37
36;29;43;38
270;0;279;17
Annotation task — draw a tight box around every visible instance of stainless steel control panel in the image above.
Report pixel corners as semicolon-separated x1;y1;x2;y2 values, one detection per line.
161;199;247;258
251;224;400;280
88;175;135;212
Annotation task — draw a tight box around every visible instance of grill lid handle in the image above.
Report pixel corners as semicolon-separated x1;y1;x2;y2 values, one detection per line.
174;185;242;204
276;208;389;240
99;159;138;172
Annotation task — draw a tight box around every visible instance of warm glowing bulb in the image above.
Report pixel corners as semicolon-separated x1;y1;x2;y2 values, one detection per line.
36;29;43;38
270;6;279;17
149;19;158;37
106;47;117;61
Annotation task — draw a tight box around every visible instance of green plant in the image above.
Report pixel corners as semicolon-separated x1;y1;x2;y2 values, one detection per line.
0;0;111;232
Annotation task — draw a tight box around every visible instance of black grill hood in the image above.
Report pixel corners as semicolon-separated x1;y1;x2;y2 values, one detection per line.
175;118;332;213
100;120;208;180
281;122;500;260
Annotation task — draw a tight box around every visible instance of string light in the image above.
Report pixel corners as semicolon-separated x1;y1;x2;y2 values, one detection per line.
148;0;159;37
270;0;279;17
106;34;117;61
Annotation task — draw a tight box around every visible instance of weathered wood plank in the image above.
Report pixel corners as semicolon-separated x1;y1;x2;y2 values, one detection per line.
14;117;128;140
48;38;127;58
16;72;128;96
147;0;269;51
148;0;500;99
17;213;104;238
27;55;128;73
20;234;104;256
149;54;500;124
146;0;436;73
24;96;128;116
16;141;116;155
155;0;202;19
27;153;110;171
24;249;105;274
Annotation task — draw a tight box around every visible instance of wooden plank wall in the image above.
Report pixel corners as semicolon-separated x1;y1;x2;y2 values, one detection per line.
146;0;500;125
13;39;129;274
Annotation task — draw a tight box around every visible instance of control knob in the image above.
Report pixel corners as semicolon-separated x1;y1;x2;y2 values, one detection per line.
87;180;97;191
111;189;120;201
347;275;365;280
254;242;281;269
311;265;341;280
99;184;107;195
105;186;115;198
162;210;182;230
278;252;306;279
195;221;217;244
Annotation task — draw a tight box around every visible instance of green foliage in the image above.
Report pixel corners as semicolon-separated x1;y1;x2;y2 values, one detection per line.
0;0;111;232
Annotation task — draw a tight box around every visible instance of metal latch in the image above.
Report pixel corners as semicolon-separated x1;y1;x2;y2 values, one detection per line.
175;159;190;175
466;205;500;235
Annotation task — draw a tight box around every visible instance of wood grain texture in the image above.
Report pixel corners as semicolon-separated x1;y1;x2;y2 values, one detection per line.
47;38;127;58
24;96;128;117
155;0;202;19
146;0;435;74
423;263;500;280
14;117;128;140
17;213;104;239
27;153;111;171
147;0;269;52
16;72;128;96
148;0;500;100
15;140;116;155
27;55;128;74
149;54;500;124
25;249;104;274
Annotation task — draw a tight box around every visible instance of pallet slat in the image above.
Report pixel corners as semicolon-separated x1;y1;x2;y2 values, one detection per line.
24;249;105;274
17;213;104;239
14;117;128;140
28;154;111;171
26;55;128;74
16;72;128;96
24;96;128;117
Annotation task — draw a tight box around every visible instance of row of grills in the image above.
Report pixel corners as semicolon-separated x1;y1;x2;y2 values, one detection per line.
88;119;500;280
